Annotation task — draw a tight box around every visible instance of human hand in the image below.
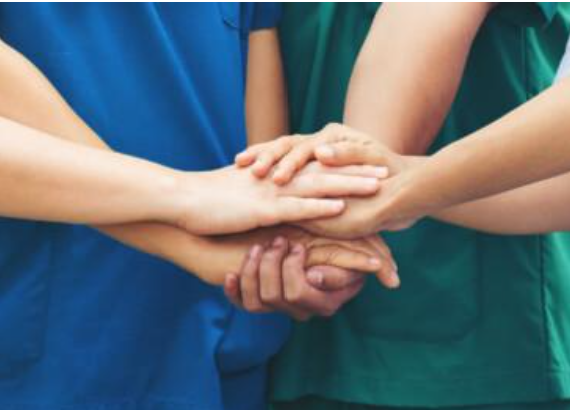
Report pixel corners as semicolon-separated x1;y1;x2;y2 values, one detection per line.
235;123;404;184
195;224;396;286
296;156;429;238
174;162;386;235
222;231;398;321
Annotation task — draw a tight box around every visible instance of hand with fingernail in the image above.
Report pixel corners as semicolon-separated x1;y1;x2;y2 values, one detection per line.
223;232;399;321
235;123;405;184
234;123;421;238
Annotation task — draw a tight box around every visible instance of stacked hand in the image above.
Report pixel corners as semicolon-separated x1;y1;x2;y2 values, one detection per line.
218;123;427;320
236;123;423;236
176;160;388;235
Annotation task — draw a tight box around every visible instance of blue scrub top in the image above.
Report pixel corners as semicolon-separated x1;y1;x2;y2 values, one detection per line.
0;4;289;410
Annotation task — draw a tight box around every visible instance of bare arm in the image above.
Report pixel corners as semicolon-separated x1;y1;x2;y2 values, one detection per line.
0;37;385;284
398;78;570;219
344;2;493;154
246;29;289;145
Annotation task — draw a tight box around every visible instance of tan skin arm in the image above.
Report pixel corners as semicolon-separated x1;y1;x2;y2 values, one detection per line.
246;29;289;144
344;2;494;154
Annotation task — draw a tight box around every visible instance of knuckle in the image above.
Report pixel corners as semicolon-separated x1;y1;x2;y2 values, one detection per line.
279;136;294;149
285;288;304;304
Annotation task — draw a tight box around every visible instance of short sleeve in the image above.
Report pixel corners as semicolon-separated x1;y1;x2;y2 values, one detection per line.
494;2;559;28
248;3;282;31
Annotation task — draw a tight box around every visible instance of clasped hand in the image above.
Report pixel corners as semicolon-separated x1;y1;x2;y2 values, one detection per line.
221;124;424;321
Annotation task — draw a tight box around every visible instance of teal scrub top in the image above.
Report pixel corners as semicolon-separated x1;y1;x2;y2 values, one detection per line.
272;2;570;408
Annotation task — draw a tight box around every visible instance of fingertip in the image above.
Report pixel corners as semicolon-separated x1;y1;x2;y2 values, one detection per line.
291;243;305;255
224;273;240;300
377;268;401;289
326;199;345;214
307;269;324;287
225;273;238;288
235;153;252;167
249;244;263;259
363;177;381;193
252;162;269;178
374;166;390;179
272;236;287;248
272;170;291;186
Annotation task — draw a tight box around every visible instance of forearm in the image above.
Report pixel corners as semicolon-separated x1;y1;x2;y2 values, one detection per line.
396;77;570;221
246;29;288;145
0;40;228;282
433;172;570;234
344;3;491;154
0;116;188;224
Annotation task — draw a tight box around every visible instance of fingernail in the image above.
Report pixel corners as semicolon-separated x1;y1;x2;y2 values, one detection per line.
273;168;284;179
375;167;390;178
273;236;285;247
329;200;345;212
365;178;380;190
307;270;324;286
227;274;238;286
389;272;401;288
316;144;335;159
292;243;304;254
250;245;262;258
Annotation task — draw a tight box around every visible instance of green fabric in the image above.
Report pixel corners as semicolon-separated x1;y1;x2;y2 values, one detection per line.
272;396;570;410
272;2;570;408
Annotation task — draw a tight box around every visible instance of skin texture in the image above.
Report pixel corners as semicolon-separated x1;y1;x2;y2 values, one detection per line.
0;28;392;324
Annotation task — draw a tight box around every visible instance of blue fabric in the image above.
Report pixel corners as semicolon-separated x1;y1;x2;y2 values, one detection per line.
0;3;288;410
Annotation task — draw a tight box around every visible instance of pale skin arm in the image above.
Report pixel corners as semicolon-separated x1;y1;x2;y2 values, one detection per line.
395;78;570;234
0;33;387;287
394;77;570;221
0;36;394;235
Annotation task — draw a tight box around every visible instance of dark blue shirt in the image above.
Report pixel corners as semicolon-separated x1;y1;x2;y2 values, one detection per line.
0;4;288;410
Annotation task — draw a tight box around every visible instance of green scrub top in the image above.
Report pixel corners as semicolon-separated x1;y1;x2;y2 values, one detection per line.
272;3;570;408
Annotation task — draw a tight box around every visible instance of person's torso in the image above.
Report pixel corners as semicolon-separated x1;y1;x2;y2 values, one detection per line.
272;2;570;407
0;4;289;410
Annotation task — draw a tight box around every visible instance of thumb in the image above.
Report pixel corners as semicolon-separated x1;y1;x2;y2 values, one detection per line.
306;244;382;273
316;142;389;167
306;265;365;291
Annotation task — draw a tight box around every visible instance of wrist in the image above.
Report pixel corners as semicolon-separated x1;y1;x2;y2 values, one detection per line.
160;169;206;232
